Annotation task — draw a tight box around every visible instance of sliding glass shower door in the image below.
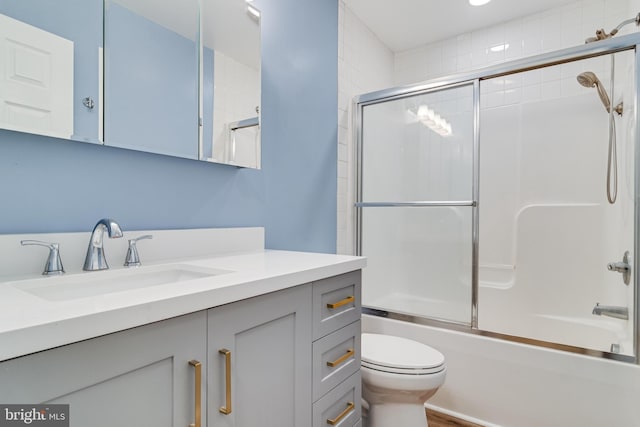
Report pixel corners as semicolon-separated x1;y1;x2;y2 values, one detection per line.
477;50;636;356
356;44;637;360
357;83;475;324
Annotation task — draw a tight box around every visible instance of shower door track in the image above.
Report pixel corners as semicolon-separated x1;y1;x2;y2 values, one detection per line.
354;33;640;364
355;201;476;207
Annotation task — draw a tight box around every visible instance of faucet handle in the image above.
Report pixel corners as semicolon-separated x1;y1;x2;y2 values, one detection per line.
21;240;65;276
124;235;153;267
607;251;631;285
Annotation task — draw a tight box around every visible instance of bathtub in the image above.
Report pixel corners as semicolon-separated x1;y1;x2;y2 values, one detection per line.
366;289;632;354
478;309;632;356
366;291;471;324
363;314;640;427
534;314;631;353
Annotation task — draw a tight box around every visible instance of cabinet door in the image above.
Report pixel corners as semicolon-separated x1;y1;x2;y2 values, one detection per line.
0;312;207;427
208;285;312;427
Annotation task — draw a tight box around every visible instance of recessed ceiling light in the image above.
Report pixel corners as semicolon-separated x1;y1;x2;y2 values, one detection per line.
469;0;491;6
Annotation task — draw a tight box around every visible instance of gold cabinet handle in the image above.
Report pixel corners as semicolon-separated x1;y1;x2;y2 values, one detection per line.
326;401;354;425
327;295;354;309
326;348;355;368
219;349;232;415
188;360;201;427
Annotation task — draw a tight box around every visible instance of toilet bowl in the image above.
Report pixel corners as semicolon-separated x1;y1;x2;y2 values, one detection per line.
361;333;446;427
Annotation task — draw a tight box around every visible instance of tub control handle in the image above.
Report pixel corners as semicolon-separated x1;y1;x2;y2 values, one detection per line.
607;251;631;285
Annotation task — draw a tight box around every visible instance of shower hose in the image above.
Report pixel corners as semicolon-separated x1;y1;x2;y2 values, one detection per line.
607;56;618;205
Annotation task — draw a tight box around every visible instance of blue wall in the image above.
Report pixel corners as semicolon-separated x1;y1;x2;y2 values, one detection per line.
0;0;338;254
258;0;338;252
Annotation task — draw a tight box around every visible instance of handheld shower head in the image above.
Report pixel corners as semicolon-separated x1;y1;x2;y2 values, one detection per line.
576;71;598;87
577;71;612;113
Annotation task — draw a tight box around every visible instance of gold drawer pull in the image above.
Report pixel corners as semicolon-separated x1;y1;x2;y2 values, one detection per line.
327;295;354;309
188;360;202;427
219;349;232;415
327;401;354;425
326;348;355;368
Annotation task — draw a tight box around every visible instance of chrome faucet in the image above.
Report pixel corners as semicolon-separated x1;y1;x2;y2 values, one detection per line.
83;218;123;271
592;303;629;320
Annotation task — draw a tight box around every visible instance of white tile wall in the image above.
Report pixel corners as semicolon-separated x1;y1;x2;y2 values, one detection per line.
336;0;394;255
394;0;630;86
211;51;260;161
337;0;637;254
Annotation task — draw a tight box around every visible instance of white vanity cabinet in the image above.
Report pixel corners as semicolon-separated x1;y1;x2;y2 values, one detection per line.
0;311;207;427
207;283;313;427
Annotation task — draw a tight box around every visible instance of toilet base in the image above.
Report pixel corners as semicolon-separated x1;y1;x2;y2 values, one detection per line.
367;402;429;427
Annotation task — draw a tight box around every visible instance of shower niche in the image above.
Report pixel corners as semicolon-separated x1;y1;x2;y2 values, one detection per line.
356;44;638;361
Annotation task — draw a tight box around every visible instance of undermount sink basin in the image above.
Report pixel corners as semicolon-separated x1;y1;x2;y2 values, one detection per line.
10;264;233;302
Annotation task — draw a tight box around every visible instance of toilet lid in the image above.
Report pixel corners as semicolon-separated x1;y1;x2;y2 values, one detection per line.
361;333;445;372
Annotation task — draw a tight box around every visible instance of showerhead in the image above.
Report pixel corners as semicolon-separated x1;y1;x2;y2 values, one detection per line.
577;71;612;113
584;12;640;43
576;71;599;87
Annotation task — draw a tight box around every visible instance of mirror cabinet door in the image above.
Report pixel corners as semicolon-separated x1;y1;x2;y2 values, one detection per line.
2;0;261;167
104;0;200;159
201;0;261;169
0;0;103;143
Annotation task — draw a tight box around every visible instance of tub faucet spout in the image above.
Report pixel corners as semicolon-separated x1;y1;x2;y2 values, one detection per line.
592;303;628;320
83;218;123;271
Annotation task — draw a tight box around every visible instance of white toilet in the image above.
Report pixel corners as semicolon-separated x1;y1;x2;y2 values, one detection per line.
361;333;446;427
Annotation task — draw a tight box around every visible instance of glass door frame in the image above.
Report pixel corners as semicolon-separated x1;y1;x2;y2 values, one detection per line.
354;33;640;364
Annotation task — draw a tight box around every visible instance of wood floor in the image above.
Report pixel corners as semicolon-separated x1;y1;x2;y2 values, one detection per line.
426;408;484;427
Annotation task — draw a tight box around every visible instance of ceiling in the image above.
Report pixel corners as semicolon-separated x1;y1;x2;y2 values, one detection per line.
344;0;578;52
110;0;260;69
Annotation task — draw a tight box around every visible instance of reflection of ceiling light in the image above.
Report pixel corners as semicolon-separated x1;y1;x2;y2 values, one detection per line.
469;0;491;5
247;5;260;19
409;105;452;137
489;43;509;52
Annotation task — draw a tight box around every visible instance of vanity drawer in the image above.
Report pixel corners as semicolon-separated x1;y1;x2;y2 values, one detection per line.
313;320;361;400
313;371;361;427
313;270;361;340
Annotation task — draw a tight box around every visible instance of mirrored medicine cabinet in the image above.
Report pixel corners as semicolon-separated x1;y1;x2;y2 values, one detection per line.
0;0;261;169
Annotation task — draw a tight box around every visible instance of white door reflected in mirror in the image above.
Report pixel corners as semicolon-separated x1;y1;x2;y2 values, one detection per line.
0;13;74;140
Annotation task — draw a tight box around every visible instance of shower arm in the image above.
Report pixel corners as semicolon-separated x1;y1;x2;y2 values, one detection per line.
586;13;640;43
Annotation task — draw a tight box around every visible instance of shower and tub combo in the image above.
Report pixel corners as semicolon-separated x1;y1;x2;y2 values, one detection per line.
354;15;640;427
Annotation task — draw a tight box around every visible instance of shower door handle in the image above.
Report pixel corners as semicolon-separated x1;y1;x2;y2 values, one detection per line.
607;251;631;285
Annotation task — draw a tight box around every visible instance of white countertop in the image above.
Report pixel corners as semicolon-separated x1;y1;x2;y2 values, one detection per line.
0;249;366;361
